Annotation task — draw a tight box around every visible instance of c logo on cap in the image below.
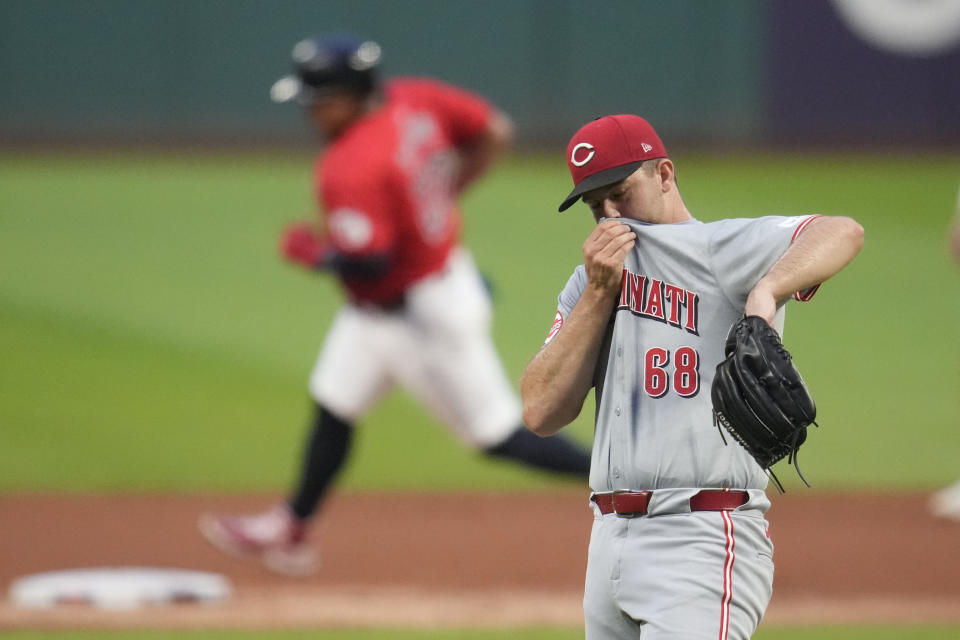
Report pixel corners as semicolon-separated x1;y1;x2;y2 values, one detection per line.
570;142;596;167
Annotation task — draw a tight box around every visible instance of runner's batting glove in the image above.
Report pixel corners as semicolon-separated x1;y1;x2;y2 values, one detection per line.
711;315;818;493
280;221;329;270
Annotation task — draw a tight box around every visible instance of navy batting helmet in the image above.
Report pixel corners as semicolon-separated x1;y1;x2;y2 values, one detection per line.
270;33;382;104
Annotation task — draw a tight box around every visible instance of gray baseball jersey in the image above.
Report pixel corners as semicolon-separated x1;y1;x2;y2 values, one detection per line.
550;215;820;494
554;214;820;639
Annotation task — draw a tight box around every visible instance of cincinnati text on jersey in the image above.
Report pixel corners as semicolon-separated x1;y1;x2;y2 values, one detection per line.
617;268;700;335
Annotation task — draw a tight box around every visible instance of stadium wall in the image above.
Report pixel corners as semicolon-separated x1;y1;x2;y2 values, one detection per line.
1;0;957;148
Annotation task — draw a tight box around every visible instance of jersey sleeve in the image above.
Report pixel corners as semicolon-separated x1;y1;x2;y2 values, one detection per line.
543;266;587;345
318;159;397;259
557;266;587;316
709;215;821;309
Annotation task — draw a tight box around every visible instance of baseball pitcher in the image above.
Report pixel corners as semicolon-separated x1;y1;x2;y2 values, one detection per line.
521;115;863;639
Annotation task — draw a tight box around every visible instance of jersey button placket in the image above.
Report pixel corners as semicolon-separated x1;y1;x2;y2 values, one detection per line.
610;326;630;489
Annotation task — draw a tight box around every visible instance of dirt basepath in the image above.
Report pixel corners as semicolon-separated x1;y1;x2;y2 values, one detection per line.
1;490;958;629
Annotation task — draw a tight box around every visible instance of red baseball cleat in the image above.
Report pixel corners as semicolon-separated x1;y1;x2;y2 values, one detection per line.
198;505;318;576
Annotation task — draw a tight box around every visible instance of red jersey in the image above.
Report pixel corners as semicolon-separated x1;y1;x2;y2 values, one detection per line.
315;77;493;306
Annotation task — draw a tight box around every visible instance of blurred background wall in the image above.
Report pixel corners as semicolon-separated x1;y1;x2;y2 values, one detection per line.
1;0;958;149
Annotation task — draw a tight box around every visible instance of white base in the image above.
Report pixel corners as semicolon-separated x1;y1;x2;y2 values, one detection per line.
8;567;232;610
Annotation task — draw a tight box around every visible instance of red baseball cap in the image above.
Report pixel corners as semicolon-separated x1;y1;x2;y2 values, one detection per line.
558;115;667;212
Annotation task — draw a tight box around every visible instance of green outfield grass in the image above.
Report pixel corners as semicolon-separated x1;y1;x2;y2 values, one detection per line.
2;150;959;492
2;625;960;639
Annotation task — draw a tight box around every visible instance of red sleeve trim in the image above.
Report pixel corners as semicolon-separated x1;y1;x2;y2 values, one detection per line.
791;214;823;302
793;284;820;302
791;214;822;241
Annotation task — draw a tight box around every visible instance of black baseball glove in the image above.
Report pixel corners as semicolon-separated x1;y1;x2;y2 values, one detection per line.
711;315;817;492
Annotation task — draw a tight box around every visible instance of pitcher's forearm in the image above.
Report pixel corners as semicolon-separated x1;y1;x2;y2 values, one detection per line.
521;288;617;435
755;216;864;303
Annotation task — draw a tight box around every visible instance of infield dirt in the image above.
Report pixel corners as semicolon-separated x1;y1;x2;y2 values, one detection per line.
1;490;958;629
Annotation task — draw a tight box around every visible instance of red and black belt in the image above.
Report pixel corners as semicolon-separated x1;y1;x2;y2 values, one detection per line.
591;490;749;517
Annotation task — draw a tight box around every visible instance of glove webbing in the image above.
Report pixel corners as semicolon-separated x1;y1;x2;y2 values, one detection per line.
713;410;818;494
